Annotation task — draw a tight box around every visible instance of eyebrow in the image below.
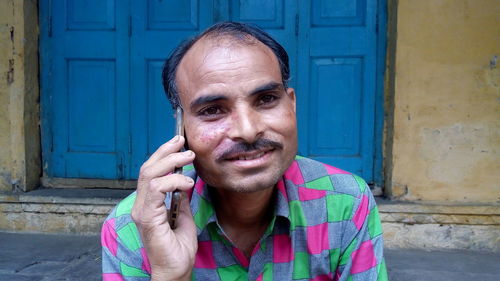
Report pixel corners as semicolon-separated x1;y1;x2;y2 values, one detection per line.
248;81;284;97
190;94;228;110
189;81;285;110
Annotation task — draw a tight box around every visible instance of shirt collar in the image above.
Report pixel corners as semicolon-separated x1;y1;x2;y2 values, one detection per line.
189;173;293;236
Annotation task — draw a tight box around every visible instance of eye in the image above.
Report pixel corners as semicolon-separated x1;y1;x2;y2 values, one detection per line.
257;94;279;106
198;105;223;117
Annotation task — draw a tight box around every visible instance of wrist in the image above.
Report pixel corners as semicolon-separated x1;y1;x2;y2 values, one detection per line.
150;269;192;281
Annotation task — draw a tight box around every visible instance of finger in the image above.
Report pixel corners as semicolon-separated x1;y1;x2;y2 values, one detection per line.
139;150;195;181
145;174;195;209
144;135;186;166
174;192;197;242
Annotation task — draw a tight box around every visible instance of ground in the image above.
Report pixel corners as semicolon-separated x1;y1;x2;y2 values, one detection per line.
0;231;499;281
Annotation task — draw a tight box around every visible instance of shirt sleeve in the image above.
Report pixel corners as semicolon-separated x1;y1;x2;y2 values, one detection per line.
335;178;388;281
101;193;152;281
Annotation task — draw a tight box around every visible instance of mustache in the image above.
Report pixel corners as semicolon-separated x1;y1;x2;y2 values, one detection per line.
217;138;283;161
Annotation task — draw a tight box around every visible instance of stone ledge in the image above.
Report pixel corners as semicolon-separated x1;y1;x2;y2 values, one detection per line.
1;189;499;251
376;198;500;215
0;188;133;205
383;223;500;252
376;198;500;226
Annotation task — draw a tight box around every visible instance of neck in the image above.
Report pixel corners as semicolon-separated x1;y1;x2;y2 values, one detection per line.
210;186;275;257
211;186;274;229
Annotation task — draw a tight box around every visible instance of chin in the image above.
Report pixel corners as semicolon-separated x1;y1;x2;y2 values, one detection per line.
204;168;284;194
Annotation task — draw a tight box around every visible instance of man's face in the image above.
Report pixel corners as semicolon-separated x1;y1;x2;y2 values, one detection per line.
176;36;297;193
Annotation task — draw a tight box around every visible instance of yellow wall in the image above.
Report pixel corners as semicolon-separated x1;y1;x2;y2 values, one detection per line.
0;0;40;192
388;0;500;203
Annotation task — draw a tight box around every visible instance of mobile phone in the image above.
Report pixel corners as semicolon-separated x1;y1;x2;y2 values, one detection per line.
167;106;184;229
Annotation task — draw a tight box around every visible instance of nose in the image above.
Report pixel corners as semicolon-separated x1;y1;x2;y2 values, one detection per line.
226;106;264;144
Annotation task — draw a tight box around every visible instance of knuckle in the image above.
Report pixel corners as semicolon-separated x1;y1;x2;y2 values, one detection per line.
149;178;161;189
131;207;141;223
139;164;149;176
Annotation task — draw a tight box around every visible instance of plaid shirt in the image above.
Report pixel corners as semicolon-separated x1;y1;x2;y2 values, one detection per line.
102;156;388;280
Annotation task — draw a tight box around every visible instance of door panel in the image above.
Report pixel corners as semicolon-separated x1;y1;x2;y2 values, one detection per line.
40;0;130;179
297;0;378;180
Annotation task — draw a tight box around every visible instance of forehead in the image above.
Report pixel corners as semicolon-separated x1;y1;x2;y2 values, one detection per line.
175;36;281;95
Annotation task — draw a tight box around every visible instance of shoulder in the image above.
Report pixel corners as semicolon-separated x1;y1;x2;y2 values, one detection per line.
285;156;369;198
102;191;140;244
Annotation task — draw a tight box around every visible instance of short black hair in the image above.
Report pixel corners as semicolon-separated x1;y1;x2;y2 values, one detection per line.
162;21;290;109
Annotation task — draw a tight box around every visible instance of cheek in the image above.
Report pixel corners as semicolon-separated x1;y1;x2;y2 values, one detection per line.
266;107;297;134
194;122;230;145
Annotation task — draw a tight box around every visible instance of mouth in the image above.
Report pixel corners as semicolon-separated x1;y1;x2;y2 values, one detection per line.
225;148;274;162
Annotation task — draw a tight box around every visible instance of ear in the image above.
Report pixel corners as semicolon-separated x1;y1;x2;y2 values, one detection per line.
286;87;296;113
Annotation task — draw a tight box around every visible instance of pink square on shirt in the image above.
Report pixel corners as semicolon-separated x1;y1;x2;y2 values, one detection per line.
103;273;124;281
324;164;349;175
284;161;305;185
306;223;330;255
194;178;205;194
232;247;249;268
353;195;369;230
311;273;333;281
273;234;293;263
101;218;118;256
298;186;326;201
350;240;377;274
140;248;151;274
194;241;217;269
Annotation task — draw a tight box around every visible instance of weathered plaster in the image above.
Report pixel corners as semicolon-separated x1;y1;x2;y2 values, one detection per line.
388;0;500;203
0;0;40;192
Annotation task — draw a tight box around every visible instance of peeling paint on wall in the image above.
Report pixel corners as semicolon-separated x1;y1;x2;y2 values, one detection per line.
389;0;500;203
0;0;41;192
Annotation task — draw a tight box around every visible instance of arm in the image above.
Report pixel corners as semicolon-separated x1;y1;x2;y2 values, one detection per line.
335;179;388;281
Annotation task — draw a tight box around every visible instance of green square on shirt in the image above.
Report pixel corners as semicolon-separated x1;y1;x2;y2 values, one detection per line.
353;174;367;193
305;176;334;190
326;194;354;222
194;197;214;229
217;264;248;281
115;193;136;217
329;248;341;272
263;262;273;281
119;262;149;277
293;251;310;279
117;223;141;251
368;206;383;238
289;200;307;230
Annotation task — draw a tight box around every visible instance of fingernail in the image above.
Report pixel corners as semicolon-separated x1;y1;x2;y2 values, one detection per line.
187;178;194;184
172;135;180;143
185;150;194;156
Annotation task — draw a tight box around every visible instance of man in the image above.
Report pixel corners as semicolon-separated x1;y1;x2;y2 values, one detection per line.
102;22;387;281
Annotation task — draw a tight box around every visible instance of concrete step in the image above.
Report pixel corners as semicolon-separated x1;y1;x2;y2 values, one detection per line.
0;188;499;252
0;188;132;234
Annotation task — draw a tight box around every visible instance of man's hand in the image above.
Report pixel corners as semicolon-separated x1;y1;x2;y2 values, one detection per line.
131;135;197;281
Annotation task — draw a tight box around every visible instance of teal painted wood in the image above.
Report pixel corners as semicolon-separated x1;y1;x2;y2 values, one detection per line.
374;0;388;187
297;0;381;181
40;0;385;183
40;0;131;179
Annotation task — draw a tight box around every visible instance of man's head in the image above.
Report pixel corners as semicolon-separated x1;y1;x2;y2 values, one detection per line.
162;22;298;193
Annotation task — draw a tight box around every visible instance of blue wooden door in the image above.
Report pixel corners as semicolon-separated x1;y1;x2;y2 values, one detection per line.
40;0;131;179
296;0;383;181
40;0;384;183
